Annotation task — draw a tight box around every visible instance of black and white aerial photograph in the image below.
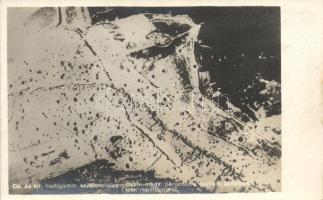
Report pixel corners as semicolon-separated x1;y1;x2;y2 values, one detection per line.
7;6;281;194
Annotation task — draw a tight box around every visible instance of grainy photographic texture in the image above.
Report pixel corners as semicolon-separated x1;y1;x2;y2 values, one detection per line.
8;7;281;194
